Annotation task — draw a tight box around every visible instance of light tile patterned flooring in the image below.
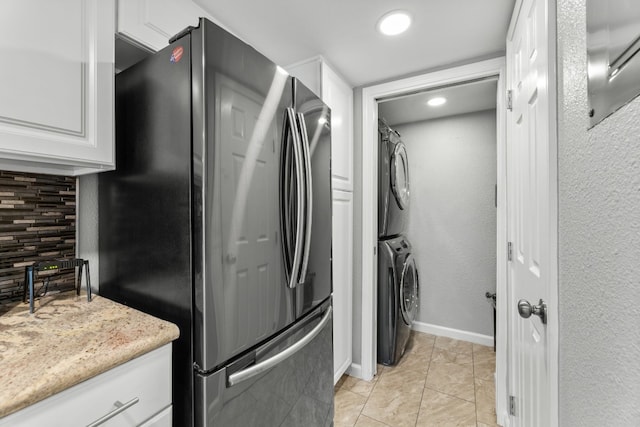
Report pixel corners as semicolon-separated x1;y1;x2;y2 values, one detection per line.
334;331;497;427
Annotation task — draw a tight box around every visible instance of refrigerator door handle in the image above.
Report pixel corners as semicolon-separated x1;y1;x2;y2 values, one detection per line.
295;112;313;285
227;306;332;387
284;107;305;289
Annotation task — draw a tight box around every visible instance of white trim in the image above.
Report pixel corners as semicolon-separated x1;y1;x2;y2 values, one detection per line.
359;57;507;385
346;362;363;380
412;321;494;348
495;64;509;423
546;0;559;424
500;411;512;427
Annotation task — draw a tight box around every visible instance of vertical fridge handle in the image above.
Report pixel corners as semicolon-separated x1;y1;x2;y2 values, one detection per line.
285;108;305;289
296;112;313;285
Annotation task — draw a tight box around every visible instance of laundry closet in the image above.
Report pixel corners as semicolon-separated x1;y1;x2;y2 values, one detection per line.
377;78;498;362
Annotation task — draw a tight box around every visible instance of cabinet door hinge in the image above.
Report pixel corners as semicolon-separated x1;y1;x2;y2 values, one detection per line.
509;395;517;416
508;241;513;261
506;90;513;111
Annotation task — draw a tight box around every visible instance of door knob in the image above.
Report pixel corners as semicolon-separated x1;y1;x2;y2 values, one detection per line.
517;299;547;324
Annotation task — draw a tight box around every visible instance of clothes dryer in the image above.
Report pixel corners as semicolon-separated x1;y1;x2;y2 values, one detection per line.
377;235;419;365
378;120;410;238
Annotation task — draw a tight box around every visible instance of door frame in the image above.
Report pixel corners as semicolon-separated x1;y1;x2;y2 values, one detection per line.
359;56;509;418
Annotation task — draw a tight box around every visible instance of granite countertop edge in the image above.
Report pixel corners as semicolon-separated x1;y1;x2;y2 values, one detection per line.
0;294;180;419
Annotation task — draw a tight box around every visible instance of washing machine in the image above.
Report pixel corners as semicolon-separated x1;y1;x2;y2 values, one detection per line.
378;120;410;238
377;235;419;366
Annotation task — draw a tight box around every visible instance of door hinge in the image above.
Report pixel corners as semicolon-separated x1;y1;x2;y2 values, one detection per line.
506;90;513;111
509;395;517;416
508;241;513;261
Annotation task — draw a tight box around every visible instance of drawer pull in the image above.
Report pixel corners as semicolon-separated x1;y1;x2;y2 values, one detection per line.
86;397;139;427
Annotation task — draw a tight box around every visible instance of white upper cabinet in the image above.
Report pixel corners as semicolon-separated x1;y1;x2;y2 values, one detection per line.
0;0;115;176
118;0;210;51
288;57;354;191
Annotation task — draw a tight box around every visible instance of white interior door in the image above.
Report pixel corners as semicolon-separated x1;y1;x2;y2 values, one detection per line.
506;0;557;425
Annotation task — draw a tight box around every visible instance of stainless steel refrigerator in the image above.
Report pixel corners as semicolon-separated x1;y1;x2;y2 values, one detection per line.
99;18;333;427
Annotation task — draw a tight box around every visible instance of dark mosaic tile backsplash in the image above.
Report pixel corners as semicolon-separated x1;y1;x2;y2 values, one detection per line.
0;171;76;303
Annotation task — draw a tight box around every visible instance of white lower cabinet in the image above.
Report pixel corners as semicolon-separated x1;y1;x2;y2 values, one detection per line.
139;406;172;427
0;0;115;176
332;189;353;383
0;344;172;427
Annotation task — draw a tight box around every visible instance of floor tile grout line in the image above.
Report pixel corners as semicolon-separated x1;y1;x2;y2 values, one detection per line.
356;363;385;427
422;384;477;404
473;345;480;426
413;338;436;426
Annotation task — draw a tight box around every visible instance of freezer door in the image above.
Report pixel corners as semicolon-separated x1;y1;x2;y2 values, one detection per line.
293;79;333;318
192;20;296;371
195;299;334;427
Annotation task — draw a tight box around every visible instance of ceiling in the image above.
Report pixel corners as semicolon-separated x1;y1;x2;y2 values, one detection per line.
378;78;498;126
195;0;515;87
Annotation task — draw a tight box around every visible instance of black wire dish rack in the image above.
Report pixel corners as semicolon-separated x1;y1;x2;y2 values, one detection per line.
22;258;92;314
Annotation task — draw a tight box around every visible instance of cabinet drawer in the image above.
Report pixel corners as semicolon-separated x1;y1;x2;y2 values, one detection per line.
0;344;172;427
139;405;172;427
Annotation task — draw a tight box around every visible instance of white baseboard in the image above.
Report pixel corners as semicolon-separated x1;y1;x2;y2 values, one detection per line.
499;411;510;427
346;362;363;379
346;362;377;381
412;321;494;347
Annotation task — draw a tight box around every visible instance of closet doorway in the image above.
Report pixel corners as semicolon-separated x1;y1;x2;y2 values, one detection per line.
377;77;498;344
358;58;508;420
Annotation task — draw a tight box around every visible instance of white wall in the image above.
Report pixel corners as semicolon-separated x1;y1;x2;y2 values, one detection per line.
557;0;640;424
394;109;497;336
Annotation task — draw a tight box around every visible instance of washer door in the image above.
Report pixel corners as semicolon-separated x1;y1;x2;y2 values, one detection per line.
399;254;418;325
390;142;410;210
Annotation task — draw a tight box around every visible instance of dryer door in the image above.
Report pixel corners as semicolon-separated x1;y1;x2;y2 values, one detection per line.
390;143;410;210
399;254;418;325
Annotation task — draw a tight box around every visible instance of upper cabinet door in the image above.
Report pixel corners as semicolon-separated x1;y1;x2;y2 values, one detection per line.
286;58;354;191
321;63;353;191
118;0;208;51
0;0;114;176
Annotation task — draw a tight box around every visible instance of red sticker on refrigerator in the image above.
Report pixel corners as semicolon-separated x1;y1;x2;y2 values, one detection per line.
170;46;184;63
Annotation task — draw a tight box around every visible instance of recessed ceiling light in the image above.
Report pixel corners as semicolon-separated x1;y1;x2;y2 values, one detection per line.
427;97;447;107
377;11;412;36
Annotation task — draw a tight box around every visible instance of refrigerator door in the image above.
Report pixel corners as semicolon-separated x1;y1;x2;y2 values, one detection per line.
195;299;334;426
192;20;296;371
293;79;333;318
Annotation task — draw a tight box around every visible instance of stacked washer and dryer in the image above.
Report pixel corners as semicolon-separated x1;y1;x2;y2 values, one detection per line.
377;120;420;366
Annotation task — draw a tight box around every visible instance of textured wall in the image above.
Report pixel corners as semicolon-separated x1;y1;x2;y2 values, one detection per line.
395;110;497;336
0;171;76;302
557;0;640;424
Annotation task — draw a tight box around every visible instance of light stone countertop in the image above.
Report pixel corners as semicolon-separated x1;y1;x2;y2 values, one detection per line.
0;293;180;418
